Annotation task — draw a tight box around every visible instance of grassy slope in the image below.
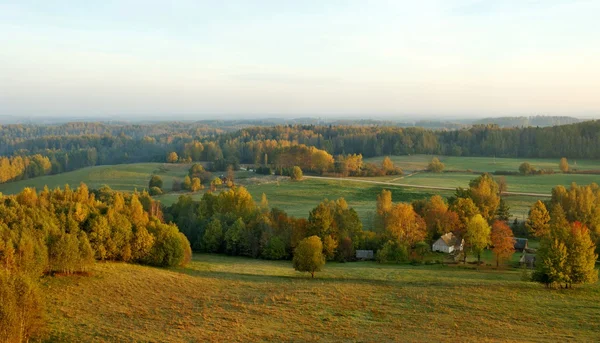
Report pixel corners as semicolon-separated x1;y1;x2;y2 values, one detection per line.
43;255;600;342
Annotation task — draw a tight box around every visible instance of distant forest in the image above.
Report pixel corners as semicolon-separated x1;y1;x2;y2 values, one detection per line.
0;118;598;184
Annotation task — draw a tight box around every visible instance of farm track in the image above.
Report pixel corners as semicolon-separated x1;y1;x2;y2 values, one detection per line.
304;175;552;197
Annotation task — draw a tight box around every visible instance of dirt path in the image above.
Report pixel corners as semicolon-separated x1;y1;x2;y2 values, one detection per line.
303;175;551;197
389;171;420;182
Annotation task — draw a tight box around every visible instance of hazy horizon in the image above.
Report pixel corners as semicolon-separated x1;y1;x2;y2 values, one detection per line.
1;1;599;118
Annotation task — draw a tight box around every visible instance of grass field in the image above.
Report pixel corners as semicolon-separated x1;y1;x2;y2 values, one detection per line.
42;254;600;342
364;155;600;173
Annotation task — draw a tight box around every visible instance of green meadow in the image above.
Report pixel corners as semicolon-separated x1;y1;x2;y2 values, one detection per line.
42;254;600;342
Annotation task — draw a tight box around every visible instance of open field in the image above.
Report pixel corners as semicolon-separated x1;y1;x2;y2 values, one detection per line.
364;155;600;173
42;254;600;342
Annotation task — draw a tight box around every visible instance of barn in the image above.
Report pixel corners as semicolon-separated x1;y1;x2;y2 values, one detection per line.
432;232;464;253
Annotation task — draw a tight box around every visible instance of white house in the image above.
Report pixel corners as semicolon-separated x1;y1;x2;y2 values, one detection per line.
432;232;464;253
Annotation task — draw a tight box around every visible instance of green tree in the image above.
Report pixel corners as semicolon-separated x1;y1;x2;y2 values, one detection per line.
293;236;325;278
290;166;303;181
534;237;569;287
465;214;491;266
148;175;163;190
202;219;223;253
262;236;287;260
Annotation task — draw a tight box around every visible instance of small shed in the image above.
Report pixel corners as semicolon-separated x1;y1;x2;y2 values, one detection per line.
514;238;528;252
520;254;536;268
356;250;374;260
432;232;464;253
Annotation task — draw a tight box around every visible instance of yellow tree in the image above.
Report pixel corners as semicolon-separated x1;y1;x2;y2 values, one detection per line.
559;157;569;173
465;214;491;266
469;173;500;222
491;220;515;267
376;189;393;232
526;201;551;237
566;222;598;287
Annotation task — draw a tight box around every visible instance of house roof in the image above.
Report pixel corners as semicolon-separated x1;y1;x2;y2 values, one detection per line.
434;232;460;247
514;238;528;250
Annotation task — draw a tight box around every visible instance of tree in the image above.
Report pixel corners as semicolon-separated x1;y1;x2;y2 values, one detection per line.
559;157;569;173
190;177;202;192
496;176;508;195
210;177;222;191
166;152;179;163
376;240;408;263
526;201;551;237
519;162;535;175
322;235;338;260
566;222;598;287
534;237;569;287
262;236;287;260
386;203;427;247
375;189;393;232
338;237;355;262
293;236;325;278
427;157;445;173
202;219;223;253
148;175;163;190
496;198;511;221
465;214;491;266
491;221;515;267
423;195;461;243
290;166;303;181
469;173;500;222
183;175;192;191
171;178;181;192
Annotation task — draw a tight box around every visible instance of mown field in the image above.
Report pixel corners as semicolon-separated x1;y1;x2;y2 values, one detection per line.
42;254;600;342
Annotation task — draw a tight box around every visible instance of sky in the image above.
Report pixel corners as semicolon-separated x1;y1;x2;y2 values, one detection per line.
0;0;599;119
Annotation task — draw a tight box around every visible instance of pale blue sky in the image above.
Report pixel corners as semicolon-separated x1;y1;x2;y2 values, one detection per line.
1;0;599;119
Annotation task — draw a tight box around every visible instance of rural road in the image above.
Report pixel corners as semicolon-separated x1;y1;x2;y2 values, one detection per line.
303;175;552;197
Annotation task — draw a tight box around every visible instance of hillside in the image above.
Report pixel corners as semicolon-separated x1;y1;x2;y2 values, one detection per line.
42;255;600;342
